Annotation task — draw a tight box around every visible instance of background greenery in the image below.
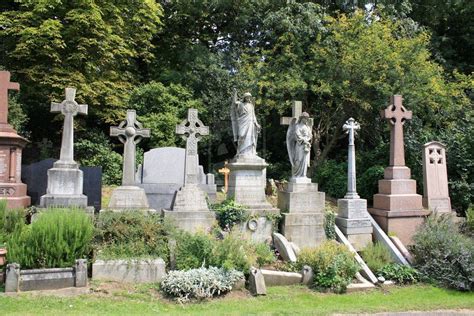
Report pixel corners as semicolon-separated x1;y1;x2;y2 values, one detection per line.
1;1;472;212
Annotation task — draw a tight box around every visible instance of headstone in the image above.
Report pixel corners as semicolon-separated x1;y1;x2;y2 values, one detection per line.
422;141;452;213
278;102;325;249
336;118;373;250
163;109;215;232
107;110;151;210
40;88;88;209
22;158;102;210
136;147;217;210
0;71;30;209
229;90;279;243
368;95;428;246
272;232;297;263
248;267;266;295
301;265;314;285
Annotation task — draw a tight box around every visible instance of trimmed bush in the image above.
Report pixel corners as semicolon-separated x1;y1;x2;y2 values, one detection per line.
361;242;393;272
411;215;474;291
211;199;249;230
174;231;214;270
94;211;170;262
377;263;420;284
0;200;26;245
297;241;359;293
161;267;243;302
7;209;93;269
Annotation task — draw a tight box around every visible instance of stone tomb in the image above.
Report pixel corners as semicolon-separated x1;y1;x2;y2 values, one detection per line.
422;141;452;213
336;118;373;251
40;88;88;209
369;95;429;245
22;158;102;211
136;147;216;211
0;71;30;208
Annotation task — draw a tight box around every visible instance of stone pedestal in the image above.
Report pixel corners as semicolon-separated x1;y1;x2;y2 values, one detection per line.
336;199;373;251
277;181;325;249
369;166;429;246
40;162;87;208
107;185;150;210
228;155;280;243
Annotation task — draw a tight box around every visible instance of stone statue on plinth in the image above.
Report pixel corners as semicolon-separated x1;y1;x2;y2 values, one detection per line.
286;112;312;181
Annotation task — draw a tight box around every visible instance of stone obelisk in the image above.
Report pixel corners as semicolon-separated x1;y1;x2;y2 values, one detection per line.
0;71;30;208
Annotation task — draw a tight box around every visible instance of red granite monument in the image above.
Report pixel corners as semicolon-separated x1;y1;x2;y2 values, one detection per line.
368;95;428;245
0;71;30;208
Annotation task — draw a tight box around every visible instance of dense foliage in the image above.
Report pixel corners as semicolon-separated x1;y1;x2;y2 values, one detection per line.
161;267;243;303
411;215;474;291
7;209;93;269
0;200;26;246
211;199;249;231
377;263;420;284
361;242;394;273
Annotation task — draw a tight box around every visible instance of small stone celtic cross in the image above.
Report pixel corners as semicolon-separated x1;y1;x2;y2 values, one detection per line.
428;148;443;165
176;108;209;156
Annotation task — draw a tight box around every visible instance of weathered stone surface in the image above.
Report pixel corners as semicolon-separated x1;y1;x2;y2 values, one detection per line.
423;141;452;213
285;111;313;180
0;71;30;209
231;90;260;157
337;199;370;218
248;267;266;295
346;234;373;252
389;236;414;264
273;232;297;263
278;182;324;212
261;269;302;286
346;282;376;293
92;258;166;283
238;216;274;244
301;265;314;285
108;186;150;210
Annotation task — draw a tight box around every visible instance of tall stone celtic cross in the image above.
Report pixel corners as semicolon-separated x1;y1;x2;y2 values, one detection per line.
51;88;88;167
176;108;209;185
280;100;314;128
0;71;20;126
381;95;412;167
111;110;150;186
343;118;360;199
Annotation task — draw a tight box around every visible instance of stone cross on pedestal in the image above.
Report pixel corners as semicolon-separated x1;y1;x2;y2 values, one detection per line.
176;108;209;185
343;118;360;199
51;88;88;167
280;100;314;127
381;95;412;167
110;110;150;186
0;71;20;125
218;161;230;193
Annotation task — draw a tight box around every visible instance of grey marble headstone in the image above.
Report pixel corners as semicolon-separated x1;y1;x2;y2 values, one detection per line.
22;158;102;211
136;147;216;211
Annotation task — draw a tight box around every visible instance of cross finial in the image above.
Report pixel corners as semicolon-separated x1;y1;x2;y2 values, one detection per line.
280;100;314;128
381;95;412;166
343;117;360;146
0;71;20;125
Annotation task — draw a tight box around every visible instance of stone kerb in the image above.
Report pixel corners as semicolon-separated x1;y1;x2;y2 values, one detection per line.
92;258;166;284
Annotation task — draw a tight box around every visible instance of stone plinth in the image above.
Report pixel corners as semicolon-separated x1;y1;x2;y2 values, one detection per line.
40;165;87;208
92;258;166;284
277;181;325;249
336;199;373;251
107;185;150;210
228;155;280;243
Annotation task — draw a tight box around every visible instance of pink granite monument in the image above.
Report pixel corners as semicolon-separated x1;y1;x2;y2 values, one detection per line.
0;71;30;208
368;95;428;245
422;141;452;213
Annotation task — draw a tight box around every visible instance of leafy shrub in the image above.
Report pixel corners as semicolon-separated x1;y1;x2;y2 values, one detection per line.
377;263;420;284
0;200;26;245
296;241;359;293
211;199;249;230
7;209;93;269
94;211;169;262
161;267;243;302
324;208;336;240
460;205;474;238
361;242;393;272
411;215;474;291
313;160;346;199
174;231;275;272
357;165;385;203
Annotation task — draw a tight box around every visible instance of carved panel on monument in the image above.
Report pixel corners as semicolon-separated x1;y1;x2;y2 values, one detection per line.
16;149;22;183
0;186;15;196
0;148;9;182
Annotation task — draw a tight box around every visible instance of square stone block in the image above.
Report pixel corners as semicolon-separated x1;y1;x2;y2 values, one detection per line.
337;225;373;235
373;193;423;211
335;217;372;229
278;188;324;213
281;213;325;249
162;209;215;233
46;167;84;195
337;199;369;219
108;186;150;210
423;197;452;213
378;179;417;195
93;259;166;283
40;194;88;208
384;166;411;180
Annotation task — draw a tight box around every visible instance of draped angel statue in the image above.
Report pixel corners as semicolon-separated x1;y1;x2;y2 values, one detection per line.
287;112;312;179
230;89;261;157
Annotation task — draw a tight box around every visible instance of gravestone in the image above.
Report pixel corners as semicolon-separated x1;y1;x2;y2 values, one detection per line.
136;147;216;211
336;118;373;250
107;110;151;210
0;71;30;208
277;102;325;249
40;88;88;209
422;141;452;213
368;95;428;245
162;109;215;232
22;158;102;210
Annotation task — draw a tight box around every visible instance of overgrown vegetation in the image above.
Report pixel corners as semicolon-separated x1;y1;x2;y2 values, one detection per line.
361;242;393;273
0;200;26;246
378;263;420;284
7;209;93;269
324;208;336;240
160;267;243;303
411;215;474;291
211;199;249;231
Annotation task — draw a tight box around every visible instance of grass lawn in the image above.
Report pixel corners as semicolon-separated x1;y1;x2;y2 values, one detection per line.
0;284;473;315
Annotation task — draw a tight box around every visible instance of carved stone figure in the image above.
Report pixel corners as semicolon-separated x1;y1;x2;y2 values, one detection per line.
230;89;261;157
286;112;312;179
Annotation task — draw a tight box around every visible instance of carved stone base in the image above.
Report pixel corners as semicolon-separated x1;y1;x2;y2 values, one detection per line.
336;198;373;250
40;167;87;208
162;209;215;233
0;182;30;209
107;185;150;210
423;197;452;214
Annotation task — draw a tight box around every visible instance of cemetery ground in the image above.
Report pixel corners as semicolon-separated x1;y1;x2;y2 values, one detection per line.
0;283;473;315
